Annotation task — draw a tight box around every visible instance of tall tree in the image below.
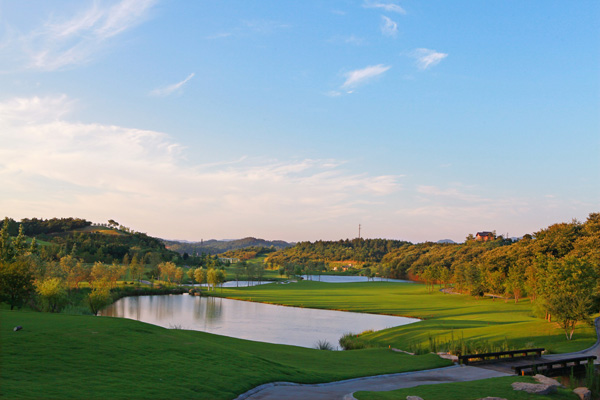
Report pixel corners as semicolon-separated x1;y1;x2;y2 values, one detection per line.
541;256;598;340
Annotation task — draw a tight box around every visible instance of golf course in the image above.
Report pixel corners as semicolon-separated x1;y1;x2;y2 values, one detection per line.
2;278;597;399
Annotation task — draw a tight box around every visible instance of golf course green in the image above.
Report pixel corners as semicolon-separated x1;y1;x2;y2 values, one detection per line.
217;280;597;354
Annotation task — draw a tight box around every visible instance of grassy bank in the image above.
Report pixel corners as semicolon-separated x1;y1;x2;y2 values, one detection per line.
216;281;597;354
354;376;579;400
1;309;450;400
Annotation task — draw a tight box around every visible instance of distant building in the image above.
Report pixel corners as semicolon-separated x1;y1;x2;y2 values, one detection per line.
476;231;494;241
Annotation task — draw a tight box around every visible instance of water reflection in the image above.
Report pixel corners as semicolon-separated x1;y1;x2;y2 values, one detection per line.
100;294;418;349
302;275;412;283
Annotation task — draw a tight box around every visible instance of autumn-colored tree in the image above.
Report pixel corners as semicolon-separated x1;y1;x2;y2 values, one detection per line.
35;277;67;312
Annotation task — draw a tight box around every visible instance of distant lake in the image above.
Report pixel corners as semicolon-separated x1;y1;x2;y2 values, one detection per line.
100;294;418;349
302;275;412;283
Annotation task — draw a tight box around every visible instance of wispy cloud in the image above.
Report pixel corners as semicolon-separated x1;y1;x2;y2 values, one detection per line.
380;16;398;37
363;1;406;14
150;73;195;97
2;0;156;70
328;35;367;46
0;95;403;240
411;48;448;70
341;64;391;90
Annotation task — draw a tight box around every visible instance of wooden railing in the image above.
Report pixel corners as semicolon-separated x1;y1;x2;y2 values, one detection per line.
512;356;596;376
458;348;545;365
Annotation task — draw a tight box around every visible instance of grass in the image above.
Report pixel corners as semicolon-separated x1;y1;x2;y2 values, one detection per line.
0;309;450;400
354;376;579;400
215;280;597;354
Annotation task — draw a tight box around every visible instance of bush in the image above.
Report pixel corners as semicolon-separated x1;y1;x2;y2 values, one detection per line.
314;340;335;350
339;332;377;350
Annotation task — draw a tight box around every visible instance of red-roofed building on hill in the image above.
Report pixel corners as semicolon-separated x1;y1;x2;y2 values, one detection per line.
476;231;494;241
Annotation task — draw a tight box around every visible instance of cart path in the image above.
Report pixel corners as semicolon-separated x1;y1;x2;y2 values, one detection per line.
234;365;510;400
236;317;600;400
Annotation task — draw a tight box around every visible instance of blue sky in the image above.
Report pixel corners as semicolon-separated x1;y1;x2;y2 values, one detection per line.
0;0;598;242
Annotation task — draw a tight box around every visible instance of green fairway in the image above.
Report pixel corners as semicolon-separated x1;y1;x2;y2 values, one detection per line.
354;376;579;400
216;281;597;354
0;309;450;400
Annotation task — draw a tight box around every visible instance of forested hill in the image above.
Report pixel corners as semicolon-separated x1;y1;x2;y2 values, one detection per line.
265;238;411;266
163;237;294;256
265;213;600;302
0;217;178;264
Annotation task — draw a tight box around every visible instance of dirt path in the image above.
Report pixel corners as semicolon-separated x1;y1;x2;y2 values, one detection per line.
235;365;510;400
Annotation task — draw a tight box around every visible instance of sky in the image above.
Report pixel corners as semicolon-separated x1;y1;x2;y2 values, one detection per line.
0;0;598;243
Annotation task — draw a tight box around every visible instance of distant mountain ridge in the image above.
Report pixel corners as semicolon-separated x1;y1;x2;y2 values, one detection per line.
163;237;294;255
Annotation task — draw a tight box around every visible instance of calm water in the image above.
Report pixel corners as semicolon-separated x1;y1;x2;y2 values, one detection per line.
302;275;412;283
100;294;418;349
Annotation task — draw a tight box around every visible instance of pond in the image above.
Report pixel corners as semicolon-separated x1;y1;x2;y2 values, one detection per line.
100;294;418;349
302;275;413;283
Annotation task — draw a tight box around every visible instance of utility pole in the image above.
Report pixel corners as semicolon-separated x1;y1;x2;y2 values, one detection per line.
358;224;361;239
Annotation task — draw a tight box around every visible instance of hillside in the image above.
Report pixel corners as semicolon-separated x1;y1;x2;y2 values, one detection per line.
163;237;293;256
0;217;179;264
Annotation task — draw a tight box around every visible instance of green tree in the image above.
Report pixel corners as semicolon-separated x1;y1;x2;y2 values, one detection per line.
88;279;111;316
542;256;598;340
0;217;14;262
0;260;35;310
187;267;195;283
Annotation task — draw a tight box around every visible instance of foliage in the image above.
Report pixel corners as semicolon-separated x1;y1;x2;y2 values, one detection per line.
314;340;335;350
540;256;598;339
87;281;111;316
35;277;67;312
0;259;35;310
163;237;293;256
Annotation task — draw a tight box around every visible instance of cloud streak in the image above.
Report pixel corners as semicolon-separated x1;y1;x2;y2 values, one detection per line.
363;1;406;14
341;64;391;90
411;48;448;70
150;73;196;97
2;0;156;70
0;95;403;241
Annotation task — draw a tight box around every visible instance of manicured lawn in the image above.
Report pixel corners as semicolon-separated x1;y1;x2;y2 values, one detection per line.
354;376;579;400
217;281;597;354
0;309;450;400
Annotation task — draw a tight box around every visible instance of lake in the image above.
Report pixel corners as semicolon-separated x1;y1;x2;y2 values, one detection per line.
301;275;412;283
100;294;418;349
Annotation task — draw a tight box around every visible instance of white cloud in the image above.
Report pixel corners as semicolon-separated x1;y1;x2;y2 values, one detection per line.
0;95;403;241
341;64;391;90
411;48;448;70
328;35;367;46
380;16;398;37
2;0;156;70
363;1;406;14
150;73;195;97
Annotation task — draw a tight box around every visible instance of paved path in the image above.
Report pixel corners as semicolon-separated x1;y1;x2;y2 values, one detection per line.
235;365;510;400
237;317;600;399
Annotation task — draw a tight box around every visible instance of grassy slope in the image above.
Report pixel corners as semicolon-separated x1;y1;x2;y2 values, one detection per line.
354;376;578;400
0;309;450;400
217;281;597;354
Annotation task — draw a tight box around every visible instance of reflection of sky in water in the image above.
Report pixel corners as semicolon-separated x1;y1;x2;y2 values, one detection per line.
302;276;413;283
101;294;418;349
